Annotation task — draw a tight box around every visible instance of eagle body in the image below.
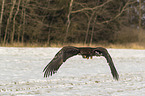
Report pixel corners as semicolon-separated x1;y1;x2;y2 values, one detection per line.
78;47;104;58
78;47;96;58
43;46;119;80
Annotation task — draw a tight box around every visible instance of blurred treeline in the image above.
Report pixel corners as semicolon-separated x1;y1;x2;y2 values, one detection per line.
0;0;144;46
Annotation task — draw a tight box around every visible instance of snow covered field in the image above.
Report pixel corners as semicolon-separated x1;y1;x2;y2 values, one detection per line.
0;47;145;96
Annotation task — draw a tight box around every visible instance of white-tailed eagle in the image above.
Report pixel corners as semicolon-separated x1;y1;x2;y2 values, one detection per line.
43;46;119;80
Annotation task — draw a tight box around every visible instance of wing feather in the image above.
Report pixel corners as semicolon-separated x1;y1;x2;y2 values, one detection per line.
94;47;119;80
102;50;119;80
43;46;79;77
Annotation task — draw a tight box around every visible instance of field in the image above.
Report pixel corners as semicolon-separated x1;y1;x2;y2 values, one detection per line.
0;47;145;96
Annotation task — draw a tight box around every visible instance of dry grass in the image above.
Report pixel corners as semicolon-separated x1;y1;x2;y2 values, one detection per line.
106;43;145;49
0;42;46;47
67;43;145;49
114;27;145;43
1;42;145;49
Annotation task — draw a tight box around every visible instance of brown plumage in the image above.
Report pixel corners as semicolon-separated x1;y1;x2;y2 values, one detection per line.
43;46;119;80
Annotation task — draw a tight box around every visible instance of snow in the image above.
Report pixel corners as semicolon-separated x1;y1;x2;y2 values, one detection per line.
0;47;145;96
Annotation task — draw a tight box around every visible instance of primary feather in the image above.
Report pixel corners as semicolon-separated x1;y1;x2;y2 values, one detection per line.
43;46;79;77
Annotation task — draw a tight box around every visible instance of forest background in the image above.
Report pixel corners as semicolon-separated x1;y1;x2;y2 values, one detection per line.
0;0;145;48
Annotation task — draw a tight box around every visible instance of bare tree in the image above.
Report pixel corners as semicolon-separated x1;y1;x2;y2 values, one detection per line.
0;0;5;40
4;0;16;44
72;0;137;44
95;0;137;25
17;24;21;43
0;0;141;45
138;0;143;42
64;0;74;43
71;0;112;14
22;6;25;44
139;0;142;30
90;15;97;46
11;0;21;43
21;0;28;43
84;11;95;45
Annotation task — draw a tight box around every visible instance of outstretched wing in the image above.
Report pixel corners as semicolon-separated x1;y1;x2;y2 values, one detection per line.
43;46;80;77
104;52;119;80
95;47;119;80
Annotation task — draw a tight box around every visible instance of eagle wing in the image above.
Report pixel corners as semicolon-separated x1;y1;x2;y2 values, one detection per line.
94;48;119;80
43;46;79;77
105;52;119;80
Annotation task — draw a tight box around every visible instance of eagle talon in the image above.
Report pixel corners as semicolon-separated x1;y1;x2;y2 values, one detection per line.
90;56;92;59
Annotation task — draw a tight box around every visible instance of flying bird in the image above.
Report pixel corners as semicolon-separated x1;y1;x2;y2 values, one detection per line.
43;46;119;80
